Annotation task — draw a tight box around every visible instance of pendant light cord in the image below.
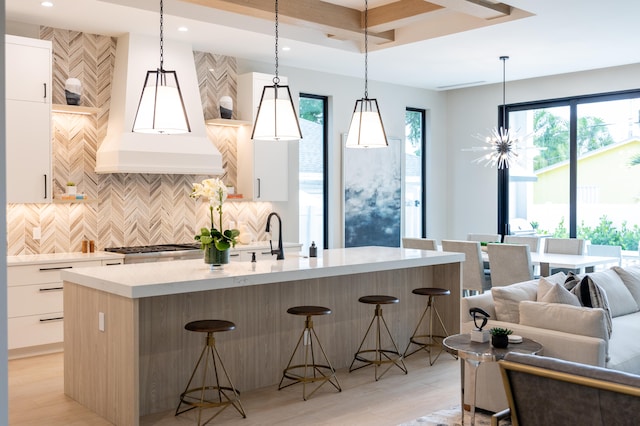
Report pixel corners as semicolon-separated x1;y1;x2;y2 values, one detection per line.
159;0;164;71
500;55;508;130
364;0;369;99
273;0;280;85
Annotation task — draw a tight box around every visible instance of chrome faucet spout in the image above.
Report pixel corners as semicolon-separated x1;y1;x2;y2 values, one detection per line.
265;212;284;260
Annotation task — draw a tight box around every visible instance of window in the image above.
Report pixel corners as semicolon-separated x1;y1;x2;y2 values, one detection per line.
405;108;426;237
502;90;640;252
298;94;328;250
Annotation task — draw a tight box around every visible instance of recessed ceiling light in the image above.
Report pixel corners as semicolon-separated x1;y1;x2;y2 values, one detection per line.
178;26;188;32
282;46;291;52
41;1;54;7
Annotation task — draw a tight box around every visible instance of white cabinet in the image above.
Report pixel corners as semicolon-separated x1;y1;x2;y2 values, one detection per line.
237;72;290;201
7;255;123;356
5;35;52;203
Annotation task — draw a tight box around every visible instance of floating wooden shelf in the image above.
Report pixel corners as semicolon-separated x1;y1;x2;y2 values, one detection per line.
52;104;100;115
206;118;251;127
53;198;96;204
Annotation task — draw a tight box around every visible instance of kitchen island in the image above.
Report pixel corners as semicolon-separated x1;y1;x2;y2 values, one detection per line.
61;246;463;426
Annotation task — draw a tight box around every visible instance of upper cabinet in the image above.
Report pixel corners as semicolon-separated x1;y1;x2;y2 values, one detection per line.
5;35;53;204
236;72;289;202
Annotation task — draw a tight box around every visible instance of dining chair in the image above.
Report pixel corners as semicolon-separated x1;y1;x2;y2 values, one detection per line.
587;244;622;268
543;238;586;274
467;233;501;243
442;240;491;295
402;237;437;251
503;235;541;253
487;243;534;287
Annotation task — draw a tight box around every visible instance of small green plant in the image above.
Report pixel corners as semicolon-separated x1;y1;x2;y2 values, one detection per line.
489;327;513;336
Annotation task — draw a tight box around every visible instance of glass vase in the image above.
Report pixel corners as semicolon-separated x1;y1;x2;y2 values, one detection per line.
204;245;230;270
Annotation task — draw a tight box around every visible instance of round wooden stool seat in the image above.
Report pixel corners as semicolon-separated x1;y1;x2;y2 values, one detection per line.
184;319;235;334
287;306;332;316
358;295;399;305
412;288;450;297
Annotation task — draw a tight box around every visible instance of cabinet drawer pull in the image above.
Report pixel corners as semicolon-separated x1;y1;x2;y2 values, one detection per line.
39;287;63;292
257;178;261;198
44;174;48;199
104;262;122;266
230;253;240;257
39;266;73;271
39;316;63;323
44;82;47;99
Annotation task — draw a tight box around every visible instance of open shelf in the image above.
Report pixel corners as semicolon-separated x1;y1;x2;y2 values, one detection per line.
53;198;96;204
52;104;100;115
206;118;251;127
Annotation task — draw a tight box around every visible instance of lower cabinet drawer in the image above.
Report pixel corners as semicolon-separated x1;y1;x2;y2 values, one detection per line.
8;313;63;349
8;283;63;317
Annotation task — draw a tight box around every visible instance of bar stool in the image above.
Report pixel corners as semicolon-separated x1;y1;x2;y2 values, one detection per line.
278;306;342;400
349;295;408;380
403;287;456;365
175;319;246;425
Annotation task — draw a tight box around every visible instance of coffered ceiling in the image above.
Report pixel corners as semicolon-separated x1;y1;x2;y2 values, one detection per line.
5;0;640;90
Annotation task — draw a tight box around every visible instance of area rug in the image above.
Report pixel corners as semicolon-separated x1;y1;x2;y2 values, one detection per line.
399;406;511;426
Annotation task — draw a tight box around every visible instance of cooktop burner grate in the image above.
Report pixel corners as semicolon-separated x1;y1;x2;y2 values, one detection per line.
104;243;201;254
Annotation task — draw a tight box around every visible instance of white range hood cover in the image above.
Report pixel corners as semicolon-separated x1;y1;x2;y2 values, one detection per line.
96;33;223;175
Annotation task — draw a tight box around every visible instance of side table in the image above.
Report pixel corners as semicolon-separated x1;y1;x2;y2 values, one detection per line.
443;333;543;426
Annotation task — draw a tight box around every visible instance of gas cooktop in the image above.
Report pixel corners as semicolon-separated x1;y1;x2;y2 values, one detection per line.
104;243;201;255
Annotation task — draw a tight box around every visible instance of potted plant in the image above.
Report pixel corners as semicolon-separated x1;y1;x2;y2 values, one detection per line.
489;327;513;348
66;181;77;195
191;178;240;269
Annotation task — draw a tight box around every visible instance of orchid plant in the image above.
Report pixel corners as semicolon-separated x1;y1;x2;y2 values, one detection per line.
191;178;239;251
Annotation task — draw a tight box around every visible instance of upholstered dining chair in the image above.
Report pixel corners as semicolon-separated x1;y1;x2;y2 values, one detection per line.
467;233;501;243
441;240;490;295
402;237;437;251
587;244;622;268
487;243;534;287
543;237;586;274
503;235;541;253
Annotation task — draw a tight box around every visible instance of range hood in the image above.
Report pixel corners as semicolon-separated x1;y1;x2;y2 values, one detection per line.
96;33;223;175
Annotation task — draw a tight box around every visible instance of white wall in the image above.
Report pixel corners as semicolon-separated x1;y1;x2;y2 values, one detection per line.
446;63;640;239
237;58;450;247
1;2;9;422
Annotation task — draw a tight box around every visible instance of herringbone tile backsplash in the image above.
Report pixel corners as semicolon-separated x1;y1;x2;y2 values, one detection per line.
6;27;271;255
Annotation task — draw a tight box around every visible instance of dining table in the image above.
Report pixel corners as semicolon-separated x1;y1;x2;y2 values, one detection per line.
482;250;620;277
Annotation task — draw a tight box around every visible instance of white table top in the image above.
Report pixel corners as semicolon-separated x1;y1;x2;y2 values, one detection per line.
481;251;619;269
60;246;464;299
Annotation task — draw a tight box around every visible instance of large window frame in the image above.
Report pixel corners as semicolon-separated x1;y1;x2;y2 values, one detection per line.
298;93;329;249
405;107;427;238
498;88;640;238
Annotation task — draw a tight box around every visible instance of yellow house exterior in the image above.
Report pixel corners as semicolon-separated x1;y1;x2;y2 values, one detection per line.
534;139;640;204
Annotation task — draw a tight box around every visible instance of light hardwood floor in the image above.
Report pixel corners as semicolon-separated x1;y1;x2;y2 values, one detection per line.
9;351;461;425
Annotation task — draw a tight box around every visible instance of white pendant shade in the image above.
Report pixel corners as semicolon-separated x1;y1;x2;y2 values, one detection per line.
346;98;388;148
252;84;302;141
132;70;190;134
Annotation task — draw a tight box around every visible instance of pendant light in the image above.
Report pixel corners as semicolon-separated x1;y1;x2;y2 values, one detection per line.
251;0;302;141
345;0;388;148
470;56;520;168
132;0;191;134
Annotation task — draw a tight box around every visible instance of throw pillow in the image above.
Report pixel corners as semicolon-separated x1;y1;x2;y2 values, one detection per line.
563;271;582;291
545;271;568;285
519;301;609;341
491;280;538;323
537;278;581;306
613;265;640;307
587;269;639;317
569;275;613;337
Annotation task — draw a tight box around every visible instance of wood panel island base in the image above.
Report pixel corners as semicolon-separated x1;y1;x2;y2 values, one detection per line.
62;247;463;425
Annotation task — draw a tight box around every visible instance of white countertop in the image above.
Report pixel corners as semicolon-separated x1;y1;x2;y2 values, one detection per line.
7;251;125;266
60;246;464;299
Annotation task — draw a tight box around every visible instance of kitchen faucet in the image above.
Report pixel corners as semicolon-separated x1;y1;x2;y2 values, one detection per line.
265;212;284;260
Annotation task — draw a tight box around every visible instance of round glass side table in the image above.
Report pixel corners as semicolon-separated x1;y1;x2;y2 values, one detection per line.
443;333;543;426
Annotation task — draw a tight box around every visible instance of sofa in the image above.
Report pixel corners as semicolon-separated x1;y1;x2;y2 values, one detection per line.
460;264;640;412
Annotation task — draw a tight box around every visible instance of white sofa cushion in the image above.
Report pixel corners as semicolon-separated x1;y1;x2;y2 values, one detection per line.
608;311;640;373
537;277;581;306
519;300;609;342
587;269;639;317
491;279;538;323
613;265;640;307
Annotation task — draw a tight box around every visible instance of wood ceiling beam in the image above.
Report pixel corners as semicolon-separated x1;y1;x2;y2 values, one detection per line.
182;0;396;43
367;0;444;32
